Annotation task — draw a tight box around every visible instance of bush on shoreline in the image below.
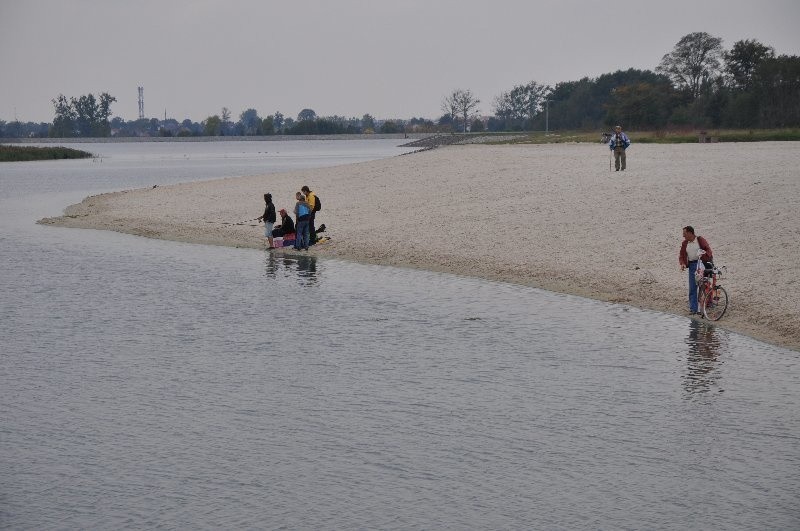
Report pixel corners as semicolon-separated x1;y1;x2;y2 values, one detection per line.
0;145;93;162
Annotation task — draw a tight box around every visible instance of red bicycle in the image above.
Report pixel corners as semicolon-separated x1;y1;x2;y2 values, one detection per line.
696;263;729;321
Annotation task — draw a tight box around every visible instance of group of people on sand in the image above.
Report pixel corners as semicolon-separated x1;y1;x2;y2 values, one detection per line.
254;139;714;319
257;185;321;251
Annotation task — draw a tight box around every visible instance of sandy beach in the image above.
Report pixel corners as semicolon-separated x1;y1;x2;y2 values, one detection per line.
41;142;800;351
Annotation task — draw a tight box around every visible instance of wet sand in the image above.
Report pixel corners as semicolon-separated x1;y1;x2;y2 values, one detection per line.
40;142;800;351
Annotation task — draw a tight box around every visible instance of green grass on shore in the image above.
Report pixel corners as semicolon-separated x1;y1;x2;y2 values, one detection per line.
0;144;93;162
487;128;800;145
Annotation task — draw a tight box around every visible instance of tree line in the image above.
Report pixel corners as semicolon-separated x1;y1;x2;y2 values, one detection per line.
444;33;799;133
1;32;797;139
0;104;433;138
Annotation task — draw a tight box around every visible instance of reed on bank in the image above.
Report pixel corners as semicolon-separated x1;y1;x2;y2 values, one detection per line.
0;144;93;162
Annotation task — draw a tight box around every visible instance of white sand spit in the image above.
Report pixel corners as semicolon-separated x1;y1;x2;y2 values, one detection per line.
40;142;800;351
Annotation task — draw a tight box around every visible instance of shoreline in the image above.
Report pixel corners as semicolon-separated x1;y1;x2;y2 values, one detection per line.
2;133;431;144
40;143;800;352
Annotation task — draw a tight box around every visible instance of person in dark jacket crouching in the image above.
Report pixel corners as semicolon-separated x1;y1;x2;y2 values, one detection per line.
271;208;295;238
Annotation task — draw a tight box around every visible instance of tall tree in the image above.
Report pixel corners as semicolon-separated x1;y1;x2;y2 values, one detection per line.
273;111;284;133
361;113;376;132
492;93;514;121
725;39;775;91
98;93;115;120
441;89;480;133
544;78;593;130
72;94;98;136
91;92;116;136
605;82;676;129
83;92;117;137
220;107;231;135
50;92;115;137
203;115;222;136
239;108;262;135
657;32;724;99
297;108;317;122
493;81;549;129
262;115;275;135
754;54;800;127
50;94;76;137
441;94;459;129
379;120;401;134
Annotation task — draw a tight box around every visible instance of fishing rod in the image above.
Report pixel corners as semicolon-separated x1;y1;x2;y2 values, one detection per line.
203;216;262;226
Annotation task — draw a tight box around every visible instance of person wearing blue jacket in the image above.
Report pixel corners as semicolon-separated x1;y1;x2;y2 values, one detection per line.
609;125;631;171
293;192;312;251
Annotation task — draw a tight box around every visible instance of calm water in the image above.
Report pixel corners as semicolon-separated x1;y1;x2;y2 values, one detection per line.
1;141;798;529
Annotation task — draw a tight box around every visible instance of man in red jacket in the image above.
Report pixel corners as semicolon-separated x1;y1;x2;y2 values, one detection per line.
679;226;714;315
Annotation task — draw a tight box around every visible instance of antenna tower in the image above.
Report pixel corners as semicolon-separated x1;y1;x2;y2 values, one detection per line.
138;86;144;119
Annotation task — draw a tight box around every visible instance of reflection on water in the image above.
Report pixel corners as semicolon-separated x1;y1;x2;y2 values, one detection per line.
264;250;318;284
3;141;799;530
683;319;725;396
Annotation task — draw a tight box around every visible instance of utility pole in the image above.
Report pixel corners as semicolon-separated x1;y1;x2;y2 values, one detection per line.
138;87;144;120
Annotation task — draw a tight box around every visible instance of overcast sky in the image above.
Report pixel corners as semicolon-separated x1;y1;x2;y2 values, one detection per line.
2;0;799;124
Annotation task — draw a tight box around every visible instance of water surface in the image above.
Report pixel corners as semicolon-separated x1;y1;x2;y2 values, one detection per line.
1;140;798;529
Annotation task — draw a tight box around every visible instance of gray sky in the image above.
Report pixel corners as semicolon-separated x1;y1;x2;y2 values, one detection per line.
2;0;799;124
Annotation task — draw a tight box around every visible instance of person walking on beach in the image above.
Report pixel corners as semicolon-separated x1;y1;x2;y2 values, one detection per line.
609;125;631;171
294;191;312;251
301;185;318;245
272;208;295;237
679;226;714;316
257;193;277;249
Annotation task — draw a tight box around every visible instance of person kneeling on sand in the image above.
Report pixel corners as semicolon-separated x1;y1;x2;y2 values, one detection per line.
271;208;295;238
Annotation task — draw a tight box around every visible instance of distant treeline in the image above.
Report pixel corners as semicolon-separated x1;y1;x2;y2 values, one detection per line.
1;32;798;138
487;34;800;133
0;110;430;139
0;145;92;162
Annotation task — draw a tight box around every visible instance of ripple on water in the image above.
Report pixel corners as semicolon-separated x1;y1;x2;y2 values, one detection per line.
2;144;798;529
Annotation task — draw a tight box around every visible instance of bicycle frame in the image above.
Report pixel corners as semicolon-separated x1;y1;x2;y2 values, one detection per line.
698;265;729;321
698;268;715;298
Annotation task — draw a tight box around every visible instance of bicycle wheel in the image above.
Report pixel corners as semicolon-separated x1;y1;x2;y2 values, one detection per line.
701;285;728;321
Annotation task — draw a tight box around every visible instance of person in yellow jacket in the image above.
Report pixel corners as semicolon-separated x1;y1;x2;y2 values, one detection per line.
301;185;318;245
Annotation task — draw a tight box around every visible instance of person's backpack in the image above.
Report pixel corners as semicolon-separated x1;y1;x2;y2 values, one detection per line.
314;195;321;212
